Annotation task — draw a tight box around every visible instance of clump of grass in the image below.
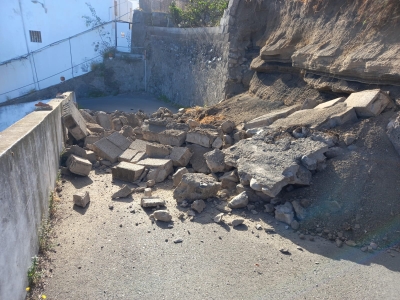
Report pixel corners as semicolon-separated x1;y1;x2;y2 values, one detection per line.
27;256;41;288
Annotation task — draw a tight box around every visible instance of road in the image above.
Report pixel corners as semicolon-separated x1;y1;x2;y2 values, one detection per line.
77;92;179;114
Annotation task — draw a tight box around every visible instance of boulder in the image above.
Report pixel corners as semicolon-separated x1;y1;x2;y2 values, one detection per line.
275;202;294;225
173;173;221;202
73;191;90;208
345;89;391;117
151;210;172;222
228;192;249;209
66;155;92;176
204;149;231;173
172;167;189;187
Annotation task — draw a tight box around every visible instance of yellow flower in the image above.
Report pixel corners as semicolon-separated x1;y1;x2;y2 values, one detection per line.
41;295;47;299
26;287;30;292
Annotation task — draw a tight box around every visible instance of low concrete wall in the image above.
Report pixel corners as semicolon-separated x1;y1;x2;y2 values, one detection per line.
0;93;67;300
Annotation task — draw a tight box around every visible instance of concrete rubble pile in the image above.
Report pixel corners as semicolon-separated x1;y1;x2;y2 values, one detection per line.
60;89;393;229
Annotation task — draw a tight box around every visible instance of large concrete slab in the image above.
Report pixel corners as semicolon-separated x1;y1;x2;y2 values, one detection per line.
314;97;345;109
244;104;301;130
93;138;124;163
345;89;391;117
107;132;131;150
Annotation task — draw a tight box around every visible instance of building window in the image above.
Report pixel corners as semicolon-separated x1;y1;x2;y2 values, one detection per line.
29;30;42;43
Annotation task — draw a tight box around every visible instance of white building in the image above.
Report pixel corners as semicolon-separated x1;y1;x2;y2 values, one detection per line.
0;0;138;103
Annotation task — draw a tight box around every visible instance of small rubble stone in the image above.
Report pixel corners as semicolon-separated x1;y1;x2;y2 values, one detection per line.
173;173;221;202
188;119;200;129
264;204;275;213
336;239;343;248
291;220;300;230
172;167;189;187
85;150;97;163
214;213;224;223
279;248;290;255
96;112;112;130
221;120;235;134
343;133;357;145
73;191;90;208
146;179;156;187
231;218;244;227
228;192;249;209
212;137;223;149
187;144;211;173
292;200;307;220
346;240;357;247
112;185;133;199
191;200;206;213
151;210;172;222
66;155;92;176
275;202;295;225
144;188;152;197
141;198;165;208
111;162;145;182
187;209;196;217
170;147;192;167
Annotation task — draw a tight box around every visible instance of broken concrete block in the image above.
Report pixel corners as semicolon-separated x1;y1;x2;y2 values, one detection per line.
292;200;307;220
141;119;168;142
112;118;123;131
191;200;206;213
119;149;139;162
79;109;97;124
86;123;105;134
223;134;233;146
233;130;247;143
141;198;166;208
151;210;172;222
93;138;124;163
228;192;249;209
112;185;133;199
84;135;102;147
186;129;218;148
107;132;130;151
223;138;328;197
70;145;86;158
343;133;357;145
85;150;97;163
129;139;151;152
130;151;146;163
158;130;186;147
146;143;172;158
187;144;212;173
170;147;192;167
231;218;244;227
172;167;189;187
221;120;235;134
314;97;346;109
144;188;152;197
96;111;112;130
173;173;221;202
136;158;173;183
244;105;301;130
111;162;145;182
275;202;294;225
345;89;391;117
120;125;134;139
204;149;231;173
219;170;239;183
73;191;90;208
62;98;87;141
66;155;92;176
212;137;223;149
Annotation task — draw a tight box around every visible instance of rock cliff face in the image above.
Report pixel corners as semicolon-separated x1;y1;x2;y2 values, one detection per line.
226;0;400;98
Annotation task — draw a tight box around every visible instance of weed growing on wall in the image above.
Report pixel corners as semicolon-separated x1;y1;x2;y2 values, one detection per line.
169;0;229;27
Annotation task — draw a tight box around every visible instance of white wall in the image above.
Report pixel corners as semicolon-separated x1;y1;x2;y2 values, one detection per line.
0;0;138;103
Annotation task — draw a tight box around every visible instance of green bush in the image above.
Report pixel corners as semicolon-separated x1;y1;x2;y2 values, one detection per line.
169;0;229;27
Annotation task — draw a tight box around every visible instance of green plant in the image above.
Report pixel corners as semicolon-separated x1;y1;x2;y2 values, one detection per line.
169;0;229;27
27;256;40;287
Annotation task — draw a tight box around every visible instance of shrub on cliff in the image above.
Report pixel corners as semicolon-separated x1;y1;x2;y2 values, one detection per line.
169;0;229;27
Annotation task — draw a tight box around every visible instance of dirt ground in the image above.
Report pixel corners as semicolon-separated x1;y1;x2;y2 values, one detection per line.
28;167;400;299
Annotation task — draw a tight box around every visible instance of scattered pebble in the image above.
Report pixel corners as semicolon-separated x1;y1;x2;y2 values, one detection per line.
174;239;183;244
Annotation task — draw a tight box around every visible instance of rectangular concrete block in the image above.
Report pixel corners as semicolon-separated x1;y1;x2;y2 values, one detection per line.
131;151;146;163
112;162;145;182
186;129;218;148
119;149;139;162
345;89;391;117
107;132;131;150
62;97;87;140
85;150;97;163
67;154;92;176
137;158;173;183
84;135;102;147
129;139;151;152
93;138;124;163
146;143;172;158
170;147;192;167
70;145;86;158
158;130;187;146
